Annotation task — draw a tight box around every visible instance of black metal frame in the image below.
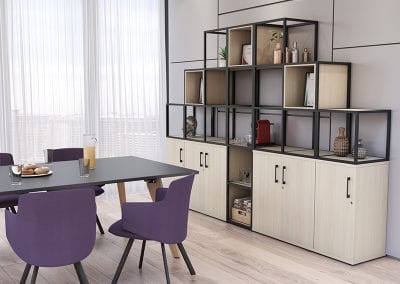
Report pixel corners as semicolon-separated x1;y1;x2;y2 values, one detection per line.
165;14;392;229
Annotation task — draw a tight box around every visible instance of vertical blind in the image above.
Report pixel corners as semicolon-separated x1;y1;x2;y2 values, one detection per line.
0;0;164;165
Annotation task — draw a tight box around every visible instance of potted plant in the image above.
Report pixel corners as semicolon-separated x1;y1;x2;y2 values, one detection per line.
218;47;227;67
270;31;283;64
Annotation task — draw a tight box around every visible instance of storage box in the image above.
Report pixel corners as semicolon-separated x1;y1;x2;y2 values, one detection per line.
232;207;251;226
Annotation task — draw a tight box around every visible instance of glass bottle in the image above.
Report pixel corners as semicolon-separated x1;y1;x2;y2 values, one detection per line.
292;41;299;63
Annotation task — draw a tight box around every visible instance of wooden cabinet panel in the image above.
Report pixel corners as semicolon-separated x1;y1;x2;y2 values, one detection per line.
185;141;205;213
203;144;227;221
253;152;283;238
281;156;315;249
166;138;185;167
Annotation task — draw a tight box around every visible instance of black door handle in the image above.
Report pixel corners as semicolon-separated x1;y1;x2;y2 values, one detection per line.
282;166;286;185
179;148;183;163
199;152;203;167
205;153;209;168
346;177;351;198
274;165;279;183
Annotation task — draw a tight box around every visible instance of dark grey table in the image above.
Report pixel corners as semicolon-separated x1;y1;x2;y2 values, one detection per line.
0;156;196;257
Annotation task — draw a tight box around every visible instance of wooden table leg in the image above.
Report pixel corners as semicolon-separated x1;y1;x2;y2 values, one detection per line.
117;182;127;205
146;178;181;259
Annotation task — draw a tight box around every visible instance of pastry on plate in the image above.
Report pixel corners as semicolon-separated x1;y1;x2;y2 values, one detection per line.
34;167;50;175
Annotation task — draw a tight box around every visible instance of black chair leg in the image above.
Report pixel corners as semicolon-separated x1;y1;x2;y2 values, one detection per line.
20;263;31;284
177;243;196;275
96;214;105;235
10;206;17;214
30;266;39;284
161;243;171;284
74;262;89;284
139;240;146;269
112;239;134;284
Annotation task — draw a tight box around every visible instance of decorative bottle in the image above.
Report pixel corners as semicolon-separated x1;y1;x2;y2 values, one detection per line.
333;127;349;157
291;41;299;63
273;42;282;64
303;48;310;63
285;47;291;64
352;139;367;159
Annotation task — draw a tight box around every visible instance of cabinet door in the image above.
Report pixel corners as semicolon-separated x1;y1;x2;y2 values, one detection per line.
203;144;227;221
314;161;356;263
253;152;283;238
166;138;185;167
280;156;315;249
185;141;205;213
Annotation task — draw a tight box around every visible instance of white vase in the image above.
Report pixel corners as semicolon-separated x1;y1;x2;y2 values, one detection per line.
218;59;226;67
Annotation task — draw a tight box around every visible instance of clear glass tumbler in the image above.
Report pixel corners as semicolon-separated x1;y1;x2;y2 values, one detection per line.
9;165;22;185
79;158;90;177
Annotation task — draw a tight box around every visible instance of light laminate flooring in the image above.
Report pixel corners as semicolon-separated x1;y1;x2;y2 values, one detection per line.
0;191;399;283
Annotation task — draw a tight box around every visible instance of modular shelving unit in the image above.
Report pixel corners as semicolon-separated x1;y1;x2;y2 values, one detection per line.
166;18;391;230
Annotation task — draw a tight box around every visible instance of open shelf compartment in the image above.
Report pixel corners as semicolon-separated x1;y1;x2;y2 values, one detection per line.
184;105;205;142
205;70;226;105
185;70;204;104
283;62;350;109
206;106;227;144
317;109;391;164
228;26;253;67
254;108;283;153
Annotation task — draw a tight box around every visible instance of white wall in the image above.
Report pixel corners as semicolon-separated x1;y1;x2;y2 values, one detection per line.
168;0;400;257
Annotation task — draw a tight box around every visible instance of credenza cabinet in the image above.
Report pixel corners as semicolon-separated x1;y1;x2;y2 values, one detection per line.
253;151;315;250
166;138;227;221
253;151;389;265
314;160;389;264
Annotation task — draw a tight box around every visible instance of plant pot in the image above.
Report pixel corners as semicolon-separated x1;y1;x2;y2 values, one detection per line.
273;42;282;64
218;59;226;67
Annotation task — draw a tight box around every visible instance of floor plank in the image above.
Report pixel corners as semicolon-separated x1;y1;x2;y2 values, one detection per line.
0;191;399;283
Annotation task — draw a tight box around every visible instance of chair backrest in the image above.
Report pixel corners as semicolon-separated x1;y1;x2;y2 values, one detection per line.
52;148;83;162
0;153;14;166
6;189;96;267
152;174;195;243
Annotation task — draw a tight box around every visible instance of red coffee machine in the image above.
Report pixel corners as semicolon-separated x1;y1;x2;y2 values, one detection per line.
256;120;271;145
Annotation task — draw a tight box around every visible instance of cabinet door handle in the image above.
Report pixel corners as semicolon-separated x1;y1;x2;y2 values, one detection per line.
274;165;279;183
204;153;209;168
346;177;351;198
179;148;183;163
282;166;286;185
199;152;203;167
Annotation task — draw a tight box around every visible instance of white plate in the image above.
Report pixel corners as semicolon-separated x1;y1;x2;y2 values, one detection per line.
21;171;53;178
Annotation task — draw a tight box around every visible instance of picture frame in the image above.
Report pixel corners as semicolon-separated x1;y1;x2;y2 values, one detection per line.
241;44;252;65
304;72;315;107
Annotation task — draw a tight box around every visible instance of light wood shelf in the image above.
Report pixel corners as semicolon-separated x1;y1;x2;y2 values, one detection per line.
185;70;204;104
256;25;284;65
206;70;226;105
228;26;253;66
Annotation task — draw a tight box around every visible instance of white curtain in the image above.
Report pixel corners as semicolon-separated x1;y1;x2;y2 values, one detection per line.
0;0;165;168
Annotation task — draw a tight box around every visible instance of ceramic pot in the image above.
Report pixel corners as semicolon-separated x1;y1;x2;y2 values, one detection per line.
352;139;367;159
333;127;349;157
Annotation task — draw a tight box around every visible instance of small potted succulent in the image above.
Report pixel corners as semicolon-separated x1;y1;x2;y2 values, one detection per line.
218;47;227;67
270;31;283;64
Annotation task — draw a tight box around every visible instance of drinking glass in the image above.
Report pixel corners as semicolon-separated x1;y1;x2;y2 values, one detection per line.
9;165;22;185
43;149;53;164
79;158;90;177
83;134;97;169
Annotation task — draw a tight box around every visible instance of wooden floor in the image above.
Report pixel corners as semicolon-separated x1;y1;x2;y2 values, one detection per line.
0;191;400;283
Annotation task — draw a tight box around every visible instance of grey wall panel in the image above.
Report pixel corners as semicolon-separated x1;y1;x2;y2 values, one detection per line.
334;45;399;256
219;0;334;61
334;0;400;48
169;0;218;62
219;0;290;14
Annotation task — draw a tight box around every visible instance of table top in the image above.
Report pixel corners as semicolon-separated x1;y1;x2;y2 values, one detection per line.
0;156;196;196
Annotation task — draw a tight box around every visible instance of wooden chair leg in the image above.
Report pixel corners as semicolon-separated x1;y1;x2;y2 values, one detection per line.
177;243;196;275
30;266;39;284
139;240;146;269
161;243;171;284
96;214;105;235
74;262;89;284
112;239;134;284
20;263;31;284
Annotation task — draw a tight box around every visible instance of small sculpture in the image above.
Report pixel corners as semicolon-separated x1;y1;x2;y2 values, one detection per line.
184;116;197;137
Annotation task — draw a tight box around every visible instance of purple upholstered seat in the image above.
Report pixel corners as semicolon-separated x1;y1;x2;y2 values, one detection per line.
0;153;20;210
109;174;196;284
51;148;105;234
6;189;96;283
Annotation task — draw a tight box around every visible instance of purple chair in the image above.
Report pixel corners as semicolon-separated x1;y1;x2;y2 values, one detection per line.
51;148;105;234
0;153;20;213
6;189;96;283
109;174;196;284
